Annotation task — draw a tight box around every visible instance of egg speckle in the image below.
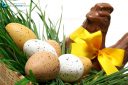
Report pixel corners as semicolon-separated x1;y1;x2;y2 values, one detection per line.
25;51;60;81
23;39;57;57
59;54;84;82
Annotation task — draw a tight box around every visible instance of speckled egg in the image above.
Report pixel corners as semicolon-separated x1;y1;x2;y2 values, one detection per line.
5;23;37;49
25;51;60;81
47;40;61;56
79;56;92;76
59;54;84;82
23;39;57;57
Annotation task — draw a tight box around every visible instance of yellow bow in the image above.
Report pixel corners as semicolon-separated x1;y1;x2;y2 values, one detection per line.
70;26;125;75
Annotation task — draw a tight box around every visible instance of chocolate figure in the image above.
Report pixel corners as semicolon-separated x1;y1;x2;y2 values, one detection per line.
66;3;113;49
66;3;128;69
82;3;113;48
66;3;113;69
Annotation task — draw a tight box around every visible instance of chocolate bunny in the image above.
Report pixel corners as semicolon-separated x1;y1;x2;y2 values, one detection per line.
66;3;113;69
66;3;113;49
66;3;128;69
82;3;113;48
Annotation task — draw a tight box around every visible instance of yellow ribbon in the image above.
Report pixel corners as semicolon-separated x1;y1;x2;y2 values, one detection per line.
70;26;125;75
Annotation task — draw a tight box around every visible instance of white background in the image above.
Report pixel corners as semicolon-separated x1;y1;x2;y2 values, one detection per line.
13;0;128;47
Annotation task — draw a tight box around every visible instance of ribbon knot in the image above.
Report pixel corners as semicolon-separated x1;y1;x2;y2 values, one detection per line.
70;26;124;75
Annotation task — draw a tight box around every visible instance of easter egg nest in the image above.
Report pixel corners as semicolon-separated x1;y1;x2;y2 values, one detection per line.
0;0;128;85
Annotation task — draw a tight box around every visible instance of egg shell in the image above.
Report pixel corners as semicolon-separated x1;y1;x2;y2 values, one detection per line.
23;39;57;57
79;56;92;76
5;23;37;48
47;40;61;56
59;54;84;82
25;51;60;81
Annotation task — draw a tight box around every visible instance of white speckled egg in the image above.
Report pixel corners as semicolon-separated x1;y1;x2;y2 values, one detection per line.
23;39;57;57
59;54;84;82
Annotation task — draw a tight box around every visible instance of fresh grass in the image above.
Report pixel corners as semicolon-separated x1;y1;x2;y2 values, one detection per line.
0;0;39;76
81;68;128;85
32;0;63;42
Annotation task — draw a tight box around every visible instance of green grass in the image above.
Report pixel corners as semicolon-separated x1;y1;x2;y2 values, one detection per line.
0;0;39;75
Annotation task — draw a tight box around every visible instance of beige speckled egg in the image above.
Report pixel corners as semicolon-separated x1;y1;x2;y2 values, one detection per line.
78;56;92;76
47;40;61;56
25;51;60;81
5;23;37;48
